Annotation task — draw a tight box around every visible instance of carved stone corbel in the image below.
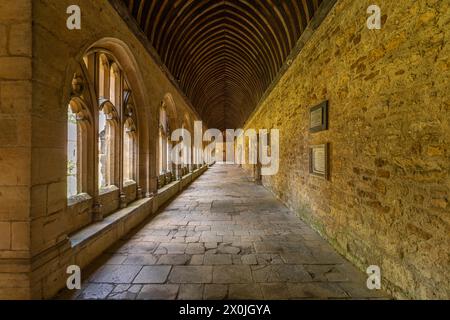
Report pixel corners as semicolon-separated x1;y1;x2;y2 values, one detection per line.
71;72;85;97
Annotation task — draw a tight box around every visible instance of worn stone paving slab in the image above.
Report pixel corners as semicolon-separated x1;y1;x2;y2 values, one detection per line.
137;284;179;300
123;254;158;266
133;266;171;284
89;265;142;284
204;254;232;265
77;283;114;300
107;284;142;300
204;284;228;300
60;164;390;300
169;266;213;283
251;265;312;283
260;283;291;300
287;282;349;299
212;265;253;284
178;284;204;300
228;284;263;300
157;254;190;265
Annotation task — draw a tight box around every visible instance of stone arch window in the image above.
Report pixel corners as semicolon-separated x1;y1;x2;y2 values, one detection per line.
91;50;141;196
67;104;79;197
158;127;163;174
157;102;171;189
98;100;118;188
158;103;169;174
157;94;178;188
110;63;120;106
66;43;145;230
123;119;136;183
165;120;172;174
98;54;110;99
181;114;193;173
123;94;137;184
181;122;187;172
67;72;93;200
85;49;143;208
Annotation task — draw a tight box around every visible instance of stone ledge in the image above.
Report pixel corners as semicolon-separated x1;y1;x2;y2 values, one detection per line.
37;165;209;298
70;198;153;272
22;165;210;299
155;166;208;209
70;166;208;253
67;193;92;207
69;197;151;248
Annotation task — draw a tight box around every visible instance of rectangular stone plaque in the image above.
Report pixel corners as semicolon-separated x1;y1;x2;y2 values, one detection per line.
309;101;328;132
310;108;323;128
309;143;329;179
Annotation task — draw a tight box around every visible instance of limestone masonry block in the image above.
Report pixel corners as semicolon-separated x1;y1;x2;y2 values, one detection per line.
0;186;29;221
0;222;11;250
12;222;29;251
0;57;31;80
0;25;7;56
8;23;32;56
0;0;31;23
0;81;32;114
47;182;65;215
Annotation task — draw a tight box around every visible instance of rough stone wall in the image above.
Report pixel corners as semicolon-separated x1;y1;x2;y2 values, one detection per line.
244;0;449;299
0;0;33;299
0;0;200;299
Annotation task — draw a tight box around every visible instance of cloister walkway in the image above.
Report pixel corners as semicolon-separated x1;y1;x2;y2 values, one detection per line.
62;164;388;300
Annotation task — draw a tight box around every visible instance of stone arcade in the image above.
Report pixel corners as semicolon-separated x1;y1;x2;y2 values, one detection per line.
0;0;448;300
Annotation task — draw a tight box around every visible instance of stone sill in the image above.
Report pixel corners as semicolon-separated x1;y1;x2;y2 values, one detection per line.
28;164;209;298
67;193;92;207
69;197;151;248
67;165;208;265
157;166;206;194
123;180;137;187
158;177;181;194
99;184;119;196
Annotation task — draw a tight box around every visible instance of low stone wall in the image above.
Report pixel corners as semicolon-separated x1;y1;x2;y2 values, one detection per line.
34;165;208;299
154;167;207;211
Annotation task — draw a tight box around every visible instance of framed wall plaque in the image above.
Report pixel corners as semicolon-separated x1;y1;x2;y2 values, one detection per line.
309;100;328;132
309;143;329;179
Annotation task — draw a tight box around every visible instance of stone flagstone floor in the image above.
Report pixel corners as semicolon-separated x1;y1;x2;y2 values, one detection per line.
59;164;389;300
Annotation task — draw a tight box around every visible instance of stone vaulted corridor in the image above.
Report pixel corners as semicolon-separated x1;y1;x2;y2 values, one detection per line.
0;0;448;301
60;164;387;300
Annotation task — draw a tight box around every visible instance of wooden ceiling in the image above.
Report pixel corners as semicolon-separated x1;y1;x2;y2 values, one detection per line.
121;0;323;129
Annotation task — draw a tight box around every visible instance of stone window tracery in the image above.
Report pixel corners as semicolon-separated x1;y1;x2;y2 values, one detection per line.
67;50;140;213
158;103;169;175
123;98;137;184
67;72;92;200
98;100;118;188
67;104;79;197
